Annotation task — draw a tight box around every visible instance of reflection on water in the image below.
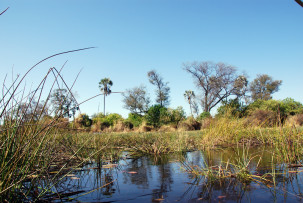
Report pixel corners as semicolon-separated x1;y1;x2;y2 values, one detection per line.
45;147;303;202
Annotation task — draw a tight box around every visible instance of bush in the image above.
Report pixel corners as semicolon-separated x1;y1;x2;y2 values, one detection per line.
177;117;201;131
105;113;123;126
91;113;123;131
113;120;133;132
198;112;212;120
169;106;186;125
92;112;105;123
285;114;303;127
246;98;303;125
127;113;143;127
246;109;278;127
75;113;92;128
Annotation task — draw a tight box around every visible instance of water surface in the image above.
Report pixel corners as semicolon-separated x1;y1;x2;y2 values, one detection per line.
48;147;303;202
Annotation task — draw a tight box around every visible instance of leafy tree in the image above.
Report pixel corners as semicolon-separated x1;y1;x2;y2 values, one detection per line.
247;98;303;117
10;99;49;122
183;61;240;112
281;98;303;115
145;104;163;127
216;98;247;118
147;70;170;107
99;78;113;115
122;86;150;115
50;88;78;118
233;75;248;100
249;74;282;101
184;90;196;116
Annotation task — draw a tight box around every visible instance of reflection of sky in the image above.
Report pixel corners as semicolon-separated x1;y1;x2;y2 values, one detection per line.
49;149;303;202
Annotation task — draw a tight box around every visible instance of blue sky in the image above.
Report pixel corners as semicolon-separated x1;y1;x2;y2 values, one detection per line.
1;1;302;118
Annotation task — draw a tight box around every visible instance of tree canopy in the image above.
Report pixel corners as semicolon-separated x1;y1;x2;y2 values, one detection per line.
122;86;150;115
99;78;113;115
183;61;242;112
147;70;170;107
249;74;282;101
50;88;78;118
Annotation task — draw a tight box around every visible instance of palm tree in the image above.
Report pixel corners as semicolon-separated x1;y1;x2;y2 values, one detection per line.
184;90;195;116
99;78;113;115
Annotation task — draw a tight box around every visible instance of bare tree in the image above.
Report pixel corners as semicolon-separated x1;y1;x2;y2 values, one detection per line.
147;70;170;107
122;86;150;115
249;74;282;101
183;61;240;112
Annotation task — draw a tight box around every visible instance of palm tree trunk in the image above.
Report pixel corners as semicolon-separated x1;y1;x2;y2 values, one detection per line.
103;94;106;115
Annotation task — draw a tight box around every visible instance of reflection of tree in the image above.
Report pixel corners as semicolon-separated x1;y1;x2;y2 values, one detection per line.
122;157;151;189
151;163;173;202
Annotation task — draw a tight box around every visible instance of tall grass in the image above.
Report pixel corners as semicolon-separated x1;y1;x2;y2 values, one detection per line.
0;48;94;201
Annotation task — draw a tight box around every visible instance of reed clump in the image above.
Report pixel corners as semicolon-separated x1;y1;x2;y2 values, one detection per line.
0;48;96;201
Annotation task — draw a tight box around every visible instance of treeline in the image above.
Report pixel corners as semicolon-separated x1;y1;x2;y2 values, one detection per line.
5;60;302;132
70;97;303;133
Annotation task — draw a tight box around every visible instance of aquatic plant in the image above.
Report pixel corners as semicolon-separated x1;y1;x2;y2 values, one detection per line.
0;48;95;201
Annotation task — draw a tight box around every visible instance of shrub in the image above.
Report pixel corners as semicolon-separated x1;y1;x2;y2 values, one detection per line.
198;111;212;120
127;113;143;127
105;113;123;126
169;106;186;125
113;120;133;132
177;117;201;131
246;109;278;127
285;114;303;127
75;113;92;128
91;113;123;131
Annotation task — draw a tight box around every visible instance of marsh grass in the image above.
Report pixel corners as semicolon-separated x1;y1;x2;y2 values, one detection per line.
180;144;274;188
0;48;98;201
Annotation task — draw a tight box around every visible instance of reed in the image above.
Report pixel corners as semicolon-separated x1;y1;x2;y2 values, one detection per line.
0;48;95;201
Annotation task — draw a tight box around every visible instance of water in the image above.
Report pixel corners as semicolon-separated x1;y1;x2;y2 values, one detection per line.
42;148;303;202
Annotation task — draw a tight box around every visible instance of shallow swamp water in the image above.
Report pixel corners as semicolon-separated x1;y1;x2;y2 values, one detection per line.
37;147;303;202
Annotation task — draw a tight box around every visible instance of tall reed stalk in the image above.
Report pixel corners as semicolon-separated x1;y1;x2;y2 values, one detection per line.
0;48;93;201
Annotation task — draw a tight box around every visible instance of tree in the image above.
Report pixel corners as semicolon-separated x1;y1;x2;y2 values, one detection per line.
145;104;163;127
233;75;248;100
122;86;150;115
99;78;113;115
147;70;170;107
10;99;49;122
183;61;240;112
249;74;282;101
184;90;195;116
50;88;78;118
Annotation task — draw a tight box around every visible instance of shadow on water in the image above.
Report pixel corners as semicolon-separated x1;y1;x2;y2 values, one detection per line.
33;147;303;202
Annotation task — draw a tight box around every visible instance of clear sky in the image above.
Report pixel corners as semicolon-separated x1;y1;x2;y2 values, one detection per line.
1;1;302;118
